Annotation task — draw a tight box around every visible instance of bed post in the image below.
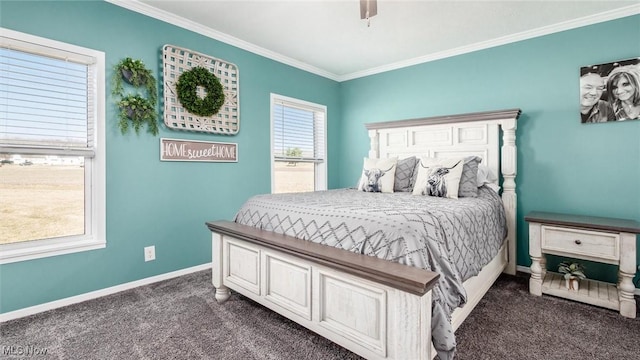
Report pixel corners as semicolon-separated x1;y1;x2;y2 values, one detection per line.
368;129;379;159
212;232;231;302
500;118;517;275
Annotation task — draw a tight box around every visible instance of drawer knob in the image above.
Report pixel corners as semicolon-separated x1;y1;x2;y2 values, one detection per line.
574;239;582;245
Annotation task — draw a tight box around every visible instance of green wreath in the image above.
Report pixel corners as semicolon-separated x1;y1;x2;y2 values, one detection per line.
176;66;225;117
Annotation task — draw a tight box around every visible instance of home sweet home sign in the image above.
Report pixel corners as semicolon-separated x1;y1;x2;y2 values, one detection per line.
160;138;237;162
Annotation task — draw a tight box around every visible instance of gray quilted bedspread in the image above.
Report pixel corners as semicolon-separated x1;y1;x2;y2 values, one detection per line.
234;186;507;359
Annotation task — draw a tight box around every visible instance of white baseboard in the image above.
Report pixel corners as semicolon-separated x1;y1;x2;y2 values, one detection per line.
515;265;640;296
0;263;212;323
3;263;636;322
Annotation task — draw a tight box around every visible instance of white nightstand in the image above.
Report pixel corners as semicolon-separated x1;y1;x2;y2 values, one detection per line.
526;211;639;318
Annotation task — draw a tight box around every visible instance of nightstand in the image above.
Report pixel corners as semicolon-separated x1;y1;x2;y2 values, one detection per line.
526;211;639;318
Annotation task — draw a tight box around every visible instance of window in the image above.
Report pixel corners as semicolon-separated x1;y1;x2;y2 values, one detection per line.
0;28;105;264
271;94;326;193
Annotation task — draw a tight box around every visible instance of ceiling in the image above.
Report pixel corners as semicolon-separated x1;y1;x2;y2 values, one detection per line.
115;1;639;81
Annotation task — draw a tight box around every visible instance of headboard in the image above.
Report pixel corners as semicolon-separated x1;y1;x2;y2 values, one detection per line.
365;108;521;275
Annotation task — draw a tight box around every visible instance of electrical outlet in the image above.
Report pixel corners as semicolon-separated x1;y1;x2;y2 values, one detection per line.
144;246;155;262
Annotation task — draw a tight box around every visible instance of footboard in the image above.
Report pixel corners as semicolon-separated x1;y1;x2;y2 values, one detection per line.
206;221;439;360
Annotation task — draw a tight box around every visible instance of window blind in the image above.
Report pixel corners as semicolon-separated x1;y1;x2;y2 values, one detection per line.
273;99;325;163
0;41;95;157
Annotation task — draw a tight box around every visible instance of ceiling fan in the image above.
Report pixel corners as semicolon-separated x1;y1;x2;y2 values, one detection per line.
360;0;378;27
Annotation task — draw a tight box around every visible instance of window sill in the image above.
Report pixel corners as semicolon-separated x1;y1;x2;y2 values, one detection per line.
0;237;105;264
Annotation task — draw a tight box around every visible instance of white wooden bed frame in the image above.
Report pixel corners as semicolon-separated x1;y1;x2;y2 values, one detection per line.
207;109;521;359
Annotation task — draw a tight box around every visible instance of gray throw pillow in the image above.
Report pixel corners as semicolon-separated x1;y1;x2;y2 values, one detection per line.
394;156;418;192
458;156;482;197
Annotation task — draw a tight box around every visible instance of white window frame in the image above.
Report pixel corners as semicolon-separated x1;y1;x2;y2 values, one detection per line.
0;28;106;264
270;93;327;193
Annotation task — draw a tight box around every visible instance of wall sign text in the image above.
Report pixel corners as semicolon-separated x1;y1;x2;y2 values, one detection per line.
160;138;237;162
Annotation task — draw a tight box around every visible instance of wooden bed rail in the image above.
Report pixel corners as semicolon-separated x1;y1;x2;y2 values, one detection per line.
206;220;440;296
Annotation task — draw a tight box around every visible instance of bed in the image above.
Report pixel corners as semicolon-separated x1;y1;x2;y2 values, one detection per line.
206;108;521;359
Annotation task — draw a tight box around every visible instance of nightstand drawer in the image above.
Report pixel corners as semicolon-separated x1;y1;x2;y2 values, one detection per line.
541;225;619;261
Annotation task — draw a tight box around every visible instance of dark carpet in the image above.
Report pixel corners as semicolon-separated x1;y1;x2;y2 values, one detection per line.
1;270;638;359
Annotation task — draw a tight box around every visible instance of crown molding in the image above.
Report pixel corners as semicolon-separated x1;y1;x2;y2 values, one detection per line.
338;4;640;81
105;0;340;81
107;1;638;83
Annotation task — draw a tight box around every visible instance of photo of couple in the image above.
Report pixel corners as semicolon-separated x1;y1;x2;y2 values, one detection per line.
580;57;640;123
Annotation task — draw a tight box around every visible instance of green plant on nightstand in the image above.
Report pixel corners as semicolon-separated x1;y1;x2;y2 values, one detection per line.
112;57;158;135
558;261;586;291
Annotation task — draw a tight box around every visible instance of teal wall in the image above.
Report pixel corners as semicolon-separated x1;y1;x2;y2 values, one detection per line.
1;2;638;314
337;15;640;285
0;1;340;313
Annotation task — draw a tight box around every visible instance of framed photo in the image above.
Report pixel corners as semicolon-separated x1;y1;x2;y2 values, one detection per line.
580;57;640;123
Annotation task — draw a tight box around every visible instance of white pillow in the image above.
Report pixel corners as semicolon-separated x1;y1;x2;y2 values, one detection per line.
357;157;398;193
477;165;498;186
412;156;465;199
477;165;500;193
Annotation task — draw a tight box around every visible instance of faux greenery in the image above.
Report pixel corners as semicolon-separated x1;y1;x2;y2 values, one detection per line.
117;95;158;135
112;57;158;135
558;261;586;280
176;66;224;117
113;57;157;104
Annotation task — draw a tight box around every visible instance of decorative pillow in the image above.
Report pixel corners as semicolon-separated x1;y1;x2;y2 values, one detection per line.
357;157;398;193
412;157;465;199
393;156;418;192
410;161;420;191
477;165;500;193
477;164;498;187
458;156;482;198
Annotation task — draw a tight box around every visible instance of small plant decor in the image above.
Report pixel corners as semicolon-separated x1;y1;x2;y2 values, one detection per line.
112;57;158;135
558;261;586;291
117;95;158;135
113;57;157;102
558;261;586;280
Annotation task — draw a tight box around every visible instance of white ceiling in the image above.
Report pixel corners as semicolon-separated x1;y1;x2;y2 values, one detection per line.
114;1;640;81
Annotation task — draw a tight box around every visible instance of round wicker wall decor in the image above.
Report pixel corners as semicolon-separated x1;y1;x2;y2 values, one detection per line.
176;66;225;117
